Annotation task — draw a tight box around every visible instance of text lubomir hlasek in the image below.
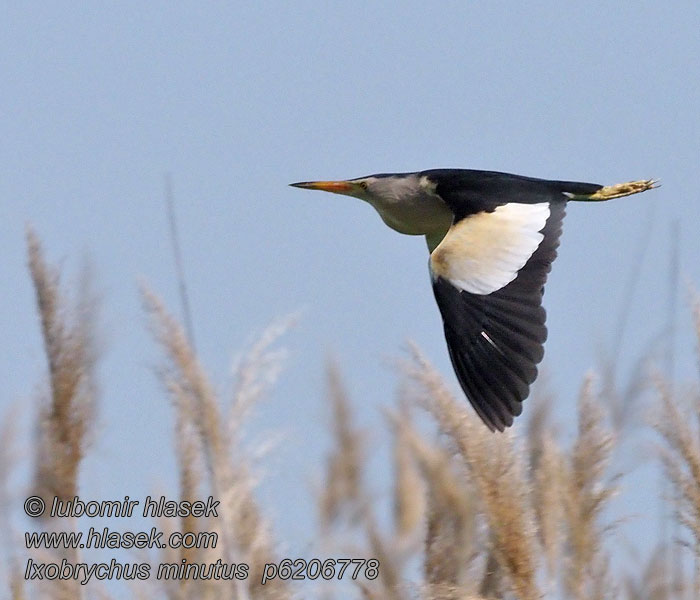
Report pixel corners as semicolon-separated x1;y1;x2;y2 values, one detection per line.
49;495;219;518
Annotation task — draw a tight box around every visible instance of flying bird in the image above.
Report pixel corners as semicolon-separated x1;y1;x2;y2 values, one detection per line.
290;170;656;431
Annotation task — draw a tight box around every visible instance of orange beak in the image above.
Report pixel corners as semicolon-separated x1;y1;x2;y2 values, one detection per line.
289;180;356;194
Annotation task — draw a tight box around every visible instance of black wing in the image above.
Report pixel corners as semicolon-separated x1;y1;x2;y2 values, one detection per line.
430;201;566;431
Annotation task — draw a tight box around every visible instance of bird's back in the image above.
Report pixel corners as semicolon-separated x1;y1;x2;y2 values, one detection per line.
420;169;602;220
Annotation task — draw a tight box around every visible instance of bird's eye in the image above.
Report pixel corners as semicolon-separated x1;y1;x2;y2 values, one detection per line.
358;181;368;190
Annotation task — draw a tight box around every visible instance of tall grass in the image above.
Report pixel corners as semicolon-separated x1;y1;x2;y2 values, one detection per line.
4;232;700;599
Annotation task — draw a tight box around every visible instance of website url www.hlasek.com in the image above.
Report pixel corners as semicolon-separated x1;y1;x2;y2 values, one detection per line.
25;527;217;550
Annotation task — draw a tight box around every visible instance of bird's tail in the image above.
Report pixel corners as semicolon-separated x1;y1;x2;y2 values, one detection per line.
568;179;659;202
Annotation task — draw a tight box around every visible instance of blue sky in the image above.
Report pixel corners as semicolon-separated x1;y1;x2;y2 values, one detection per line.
2;1;700;594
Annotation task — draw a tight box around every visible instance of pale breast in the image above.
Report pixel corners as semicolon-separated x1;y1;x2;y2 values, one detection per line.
371;189;453;236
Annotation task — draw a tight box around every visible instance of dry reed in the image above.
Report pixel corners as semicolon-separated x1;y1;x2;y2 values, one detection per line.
26;226;98;508
561;375;617;599
653;374;700;598
143;287;292;600
402;343;539;600
24;227;101;600
319;360;366;529
8;231;700;599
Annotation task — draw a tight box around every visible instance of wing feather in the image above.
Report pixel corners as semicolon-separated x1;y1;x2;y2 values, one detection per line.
430;201;566;431
430;203;551;295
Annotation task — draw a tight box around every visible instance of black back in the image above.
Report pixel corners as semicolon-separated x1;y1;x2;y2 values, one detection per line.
422;169;601;220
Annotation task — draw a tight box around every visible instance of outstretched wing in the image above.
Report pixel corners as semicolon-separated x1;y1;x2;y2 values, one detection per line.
429;201;566;431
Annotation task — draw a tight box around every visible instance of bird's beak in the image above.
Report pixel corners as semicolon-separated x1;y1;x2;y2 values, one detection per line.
289;180;357;195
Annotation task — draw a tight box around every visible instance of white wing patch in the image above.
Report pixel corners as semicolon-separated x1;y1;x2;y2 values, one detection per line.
430;202;550;295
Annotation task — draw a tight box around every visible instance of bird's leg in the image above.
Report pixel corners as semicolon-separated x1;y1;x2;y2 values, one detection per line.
571;179;659;201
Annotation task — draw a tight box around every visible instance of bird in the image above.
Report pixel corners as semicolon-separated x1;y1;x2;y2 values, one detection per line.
290;169;657;431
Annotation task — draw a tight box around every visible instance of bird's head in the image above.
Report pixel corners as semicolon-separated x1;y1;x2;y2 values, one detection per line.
290;173;426;205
